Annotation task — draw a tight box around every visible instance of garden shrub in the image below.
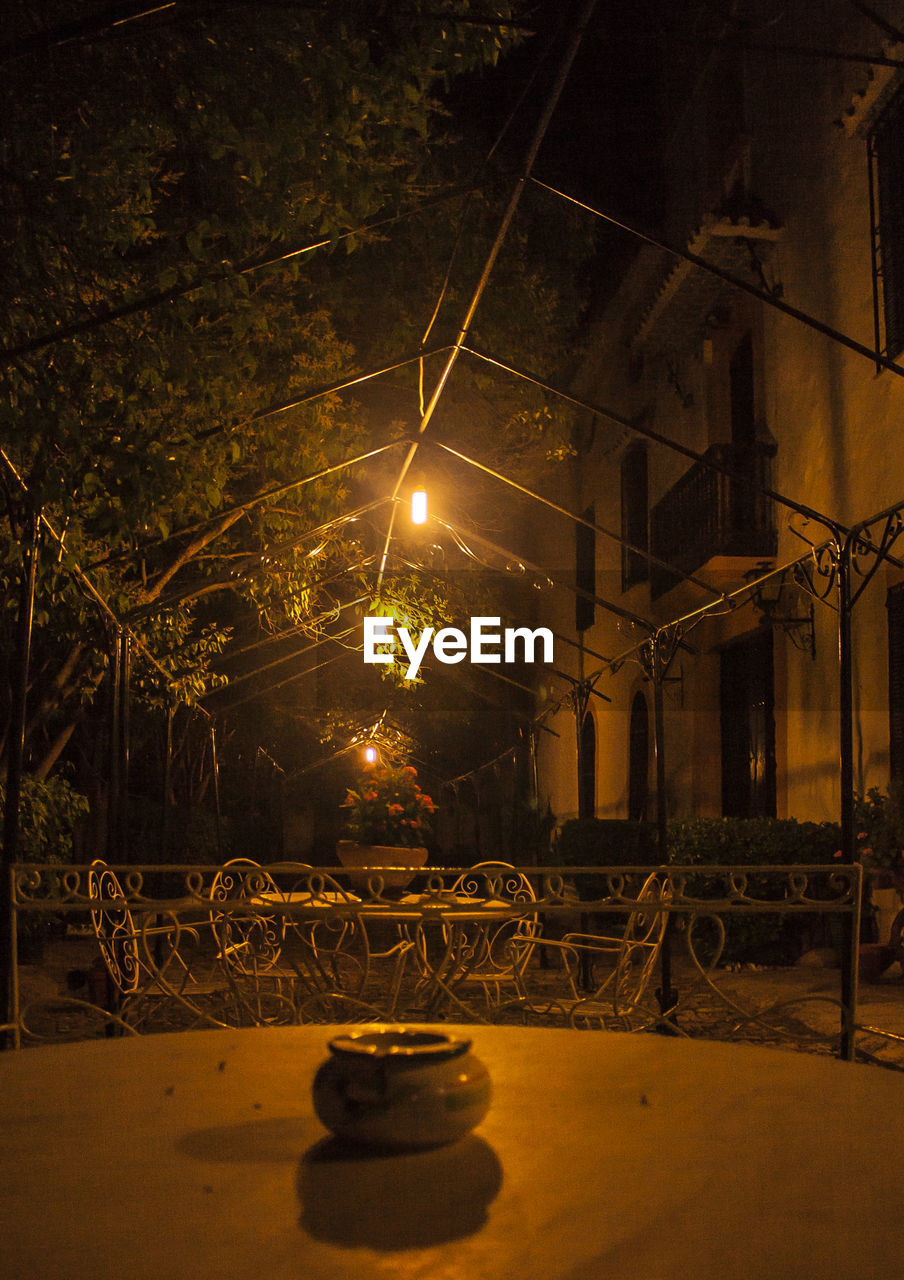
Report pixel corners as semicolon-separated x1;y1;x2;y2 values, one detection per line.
0;774;90;957
551;815;843;965
0;774;89;863
666;817;841;966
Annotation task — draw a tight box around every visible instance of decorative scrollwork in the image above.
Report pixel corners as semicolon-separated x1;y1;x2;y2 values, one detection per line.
848;507;904;608
787;528;839;605
87;862;140;994
7;859;866;1053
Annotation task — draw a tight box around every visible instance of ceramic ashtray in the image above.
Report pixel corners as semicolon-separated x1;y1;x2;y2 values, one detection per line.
312;1028;491;1150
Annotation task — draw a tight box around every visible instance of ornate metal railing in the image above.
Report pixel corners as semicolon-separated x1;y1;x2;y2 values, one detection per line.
649;442;777;597
3;860;873;1062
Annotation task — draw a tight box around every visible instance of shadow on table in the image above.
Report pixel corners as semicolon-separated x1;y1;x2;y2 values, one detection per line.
297;1134;504;1250
178;1115;318;1163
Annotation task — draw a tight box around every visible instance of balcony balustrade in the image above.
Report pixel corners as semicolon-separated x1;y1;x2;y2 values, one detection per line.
649;442;776;598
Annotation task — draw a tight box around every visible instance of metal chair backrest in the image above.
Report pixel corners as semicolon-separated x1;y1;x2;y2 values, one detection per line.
208;858;284;974
443;862;541;1006
450;861;537;908
613;870;670;1015
88;861;141;994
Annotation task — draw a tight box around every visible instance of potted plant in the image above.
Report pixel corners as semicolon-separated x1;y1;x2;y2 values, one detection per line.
849;785;904;978
338;762;436;888
852;784;904;890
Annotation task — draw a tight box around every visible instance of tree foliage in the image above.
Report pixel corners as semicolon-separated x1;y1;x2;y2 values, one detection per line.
1;0;592;783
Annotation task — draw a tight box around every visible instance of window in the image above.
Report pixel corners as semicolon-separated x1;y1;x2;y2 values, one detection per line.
869;84;904;362
888;585;904;780
621;445;648;590
575;505;595;632
578;711;596;818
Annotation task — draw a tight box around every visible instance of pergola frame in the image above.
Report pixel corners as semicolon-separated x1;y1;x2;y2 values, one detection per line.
3;1;904;1055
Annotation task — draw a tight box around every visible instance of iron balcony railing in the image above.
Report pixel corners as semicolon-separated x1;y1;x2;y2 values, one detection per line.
649;442;777;598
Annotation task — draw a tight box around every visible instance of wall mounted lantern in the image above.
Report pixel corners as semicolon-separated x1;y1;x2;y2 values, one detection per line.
747;569;816;659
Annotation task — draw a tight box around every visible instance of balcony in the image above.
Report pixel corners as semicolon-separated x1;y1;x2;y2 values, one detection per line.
649;443;777;599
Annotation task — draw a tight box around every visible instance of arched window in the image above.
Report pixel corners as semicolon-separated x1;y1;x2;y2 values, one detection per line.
628;691;649;822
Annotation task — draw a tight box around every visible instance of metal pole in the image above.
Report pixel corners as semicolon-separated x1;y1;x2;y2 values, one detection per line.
838;544;858;1061
575;648;587;819
2;508;39;862
573;650;598;987
107;630;122;861
210;722;222;857
161;701;174;860
651;639;678;1023
274;762;285;860
1;507;39;1047
528;724;541;866
119;631;131;862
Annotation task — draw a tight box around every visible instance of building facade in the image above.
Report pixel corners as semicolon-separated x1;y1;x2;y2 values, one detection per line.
535;0;904;830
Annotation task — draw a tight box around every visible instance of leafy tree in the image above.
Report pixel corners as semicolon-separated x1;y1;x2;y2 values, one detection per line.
1;1;593;793
1;2;538;771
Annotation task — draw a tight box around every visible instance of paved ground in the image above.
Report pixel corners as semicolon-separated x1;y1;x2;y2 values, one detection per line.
13;932;904;1069
701;958;904;1069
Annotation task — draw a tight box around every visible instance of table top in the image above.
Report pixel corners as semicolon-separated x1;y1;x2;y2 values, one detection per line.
250;890;526;923
1;1025;900;1280
253;890;361;907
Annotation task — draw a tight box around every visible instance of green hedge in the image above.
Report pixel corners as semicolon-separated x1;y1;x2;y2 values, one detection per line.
551;816;843;966
554;818;661;867
0;775;90;958
667;817;841;965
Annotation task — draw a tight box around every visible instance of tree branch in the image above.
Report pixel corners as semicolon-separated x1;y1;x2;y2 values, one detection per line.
142;507;244;603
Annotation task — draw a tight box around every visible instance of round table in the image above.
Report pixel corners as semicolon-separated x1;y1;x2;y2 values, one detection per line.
0;1025;900;1279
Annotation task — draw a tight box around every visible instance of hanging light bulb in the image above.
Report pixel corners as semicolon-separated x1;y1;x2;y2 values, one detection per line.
410;489;428;525
364;745;378;764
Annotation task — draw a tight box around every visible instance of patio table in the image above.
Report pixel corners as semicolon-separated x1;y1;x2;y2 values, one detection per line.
1;1024;900;1279
382;893;530;1014
244;891;531;1016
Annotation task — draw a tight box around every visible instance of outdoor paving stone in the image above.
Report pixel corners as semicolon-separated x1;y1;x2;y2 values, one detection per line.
13;936;904;1068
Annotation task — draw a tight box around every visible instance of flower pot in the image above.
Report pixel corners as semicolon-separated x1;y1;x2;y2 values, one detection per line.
859;942;896;983
869;882;904;945
336;840;428;890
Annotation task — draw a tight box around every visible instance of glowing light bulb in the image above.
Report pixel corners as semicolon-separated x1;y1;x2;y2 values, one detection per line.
364;745;377;764
411;489;428;525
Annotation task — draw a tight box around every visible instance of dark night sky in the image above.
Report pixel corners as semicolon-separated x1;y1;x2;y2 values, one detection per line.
445;0;668;225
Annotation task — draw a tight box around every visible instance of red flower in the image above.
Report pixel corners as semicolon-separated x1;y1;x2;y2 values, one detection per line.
340;760;436;846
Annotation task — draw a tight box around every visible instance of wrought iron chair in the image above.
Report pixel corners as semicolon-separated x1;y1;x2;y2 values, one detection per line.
208;858;303;1023
88;860;229;1031
407;861;542;1016
208;860;410;1022
275;863;415;1019
559;871;671;1030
